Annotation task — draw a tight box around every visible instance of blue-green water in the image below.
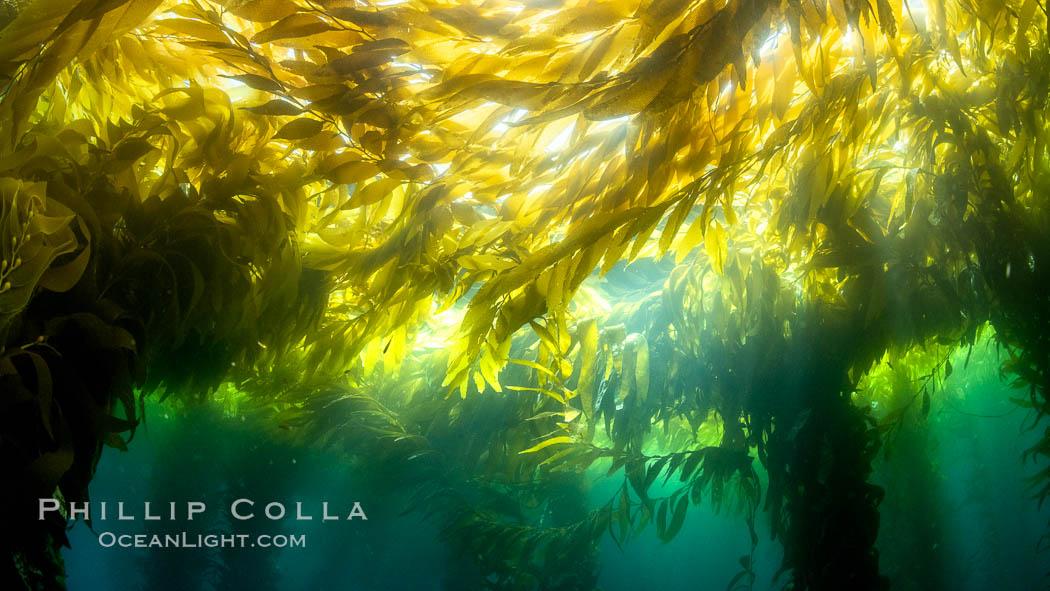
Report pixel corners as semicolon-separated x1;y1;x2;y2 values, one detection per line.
63;358;1048;591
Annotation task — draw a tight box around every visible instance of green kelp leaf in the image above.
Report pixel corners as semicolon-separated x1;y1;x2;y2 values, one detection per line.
628;333;649;403
29;448;74;487
617;485;631;540
660;495;688;542
680;450;703;481
101;431;129;451
644;455;669;490
626;459;649;500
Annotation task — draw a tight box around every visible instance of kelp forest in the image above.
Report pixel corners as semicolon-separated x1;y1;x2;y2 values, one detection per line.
1;0;1049;589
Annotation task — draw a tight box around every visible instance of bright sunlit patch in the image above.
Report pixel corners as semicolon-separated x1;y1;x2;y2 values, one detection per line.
906;0;928;23
419;302;468;348
527;184;552;203
893;132;910;152
492;109;528;135
544;122;575;153
594;115;630;132
760;27;787;55
844;25;857;45
391;61;423;70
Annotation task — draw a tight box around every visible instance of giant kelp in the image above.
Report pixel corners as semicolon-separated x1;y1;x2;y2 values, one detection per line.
1;0;1049;589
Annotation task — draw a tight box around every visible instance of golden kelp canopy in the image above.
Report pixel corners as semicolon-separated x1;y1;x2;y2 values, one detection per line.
3;0;1043;389
1;0;1049;589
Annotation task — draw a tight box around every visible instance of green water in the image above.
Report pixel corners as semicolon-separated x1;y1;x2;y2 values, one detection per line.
61;344;1049;591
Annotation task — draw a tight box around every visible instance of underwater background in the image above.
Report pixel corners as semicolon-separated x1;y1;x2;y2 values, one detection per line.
62;339;1049;591
4;1;1050;590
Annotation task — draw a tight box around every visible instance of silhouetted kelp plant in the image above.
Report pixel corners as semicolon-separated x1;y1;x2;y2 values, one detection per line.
1;0;1050;590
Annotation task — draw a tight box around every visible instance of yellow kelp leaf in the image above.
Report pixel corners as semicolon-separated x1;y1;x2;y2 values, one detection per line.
219;0;299;22
527;411;566;421
298;131;346;152
242;99;302;116
705;220;727;274
529;319;560;356
772;37;796;121
0;0;71;67
616;333;637;404
583;36;685;120
273;118;324;140
253;13;333;44
0;180;80;334
874;0;897;36
221;74;285;94
508;358;557;378
38;241;90;293
550;2;626;36
1014;0;1039;55
3;17;92;145
326;161;380;185
348;177;401;209
675;213;705;264
519;436;573;454
506;385;565;404
327;7;392;28
457;79;550;109
478;341;504;392
382;325;407;371
546;260;570;313
321;45;411;76
154;18;230;44
577;27;621;81
362;335;382;375
458;254;517;273
629;333;649;403
576;318;598;419
659;196;693;256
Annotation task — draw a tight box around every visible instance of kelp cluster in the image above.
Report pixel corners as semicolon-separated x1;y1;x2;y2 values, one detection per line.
1;0;1049;589
0;130;327;586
